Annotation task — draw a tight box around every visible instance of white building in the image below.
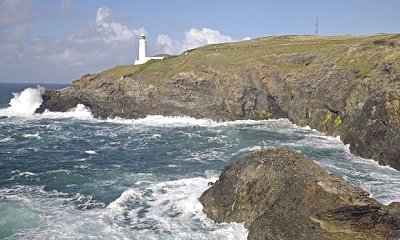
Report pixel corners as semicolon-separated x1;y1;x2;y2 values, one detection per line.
134;34;167;65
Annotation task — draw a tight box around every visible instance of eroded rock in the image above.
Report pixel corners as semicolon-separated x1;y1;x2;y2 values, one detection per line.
199;148;400;240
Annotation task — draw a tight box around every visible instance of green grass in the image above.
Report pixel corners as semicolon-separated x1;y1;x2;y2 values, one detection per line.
99;34;400;81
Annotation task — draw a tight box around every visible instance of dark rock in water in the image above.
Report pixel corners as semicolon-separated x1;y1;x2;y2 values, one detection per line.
199;148;400;240
36;34;400;170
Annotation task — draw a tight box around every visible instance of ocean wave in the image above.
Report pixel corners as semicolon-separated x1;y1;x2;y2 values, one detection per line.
105;115;218;127
102;176;248;239
9;171;37;180
0;175;248;239
22;133;41;139
0;86;93;120
0;86;44;116
0;136;13;143
40;104;93;120
104;115;288;128
84;150;97;155
0;185;116;239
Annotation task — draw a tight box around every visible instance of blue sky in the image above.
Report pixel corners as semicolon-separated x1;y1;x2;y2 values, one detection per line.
1;0;399;83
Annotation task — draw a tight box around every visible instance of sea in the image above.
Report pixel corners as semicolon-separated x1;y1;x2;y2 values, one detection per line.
0;82;399;239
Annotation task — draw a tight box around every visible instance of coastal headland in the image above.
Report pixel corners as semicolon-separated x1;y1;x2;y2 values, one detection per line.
37;34;400;170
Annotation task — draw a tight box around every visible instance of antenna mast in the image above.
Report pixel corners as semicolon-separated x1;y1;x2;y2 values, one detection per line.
315;15;319;35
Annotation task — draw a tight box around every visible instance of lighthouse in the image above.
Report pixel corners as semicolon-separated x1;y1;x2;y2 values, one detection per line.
134;34;168;65
135;34;147;65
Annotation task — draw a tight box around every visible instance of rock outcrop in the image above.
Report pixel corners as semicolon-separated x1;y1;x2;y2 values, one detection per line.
199;148;400;240
36;34;400;170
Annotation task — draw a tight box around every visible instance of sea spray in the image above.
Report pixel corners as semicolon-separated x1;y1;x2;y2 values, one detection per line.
6;86;44;115
104;115;281;128
41;104;93;120
0;87;93;120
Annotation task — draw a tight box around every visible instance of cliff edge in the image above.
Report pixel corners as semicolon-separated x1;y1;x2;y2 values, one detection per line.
36;34;400;170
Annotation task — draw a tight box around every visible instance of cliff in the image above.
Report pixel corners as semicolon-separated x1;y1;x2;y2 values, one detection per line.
36;34;400;170
199;148;400;240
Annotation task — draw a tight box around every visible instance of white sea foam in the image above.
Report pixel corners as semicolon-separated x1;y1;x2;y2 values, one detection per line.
150;133;161;138
73;164;91;169
105;115;218;127
84;150;97;155
23;133;41;139
104;115;280;128
45;169;72;175
9;171;37;180
237;146;263;153
106;188;140;216
18;171;37;177
0;185;121;239
0;137;13;142
40;104;93;120
167;164;179;168
184;150;226;163
103;176;248;239
0;86;44;116
0;87;94;121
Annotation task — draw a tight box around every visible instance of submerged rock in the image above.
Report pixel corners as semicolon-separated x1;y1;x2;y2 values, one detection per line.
199;148;400;240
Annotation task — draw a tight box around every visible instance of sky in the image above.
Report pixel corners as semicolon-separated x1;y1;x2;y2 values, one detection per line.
0;0;399;83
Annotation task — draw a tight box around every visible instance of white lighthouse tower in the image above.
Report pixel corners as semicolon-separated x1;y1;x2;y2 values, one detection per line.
135;34;147;65
134;34;167;65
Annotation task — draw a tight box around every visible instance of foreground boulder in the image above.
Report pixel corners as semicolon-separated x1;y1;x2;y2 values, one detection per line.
199;148;400;240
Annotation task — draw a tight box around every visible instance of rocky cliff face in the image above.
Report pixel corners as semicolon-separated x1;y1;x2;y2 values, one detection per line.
199;148;400;240
36;34;400;170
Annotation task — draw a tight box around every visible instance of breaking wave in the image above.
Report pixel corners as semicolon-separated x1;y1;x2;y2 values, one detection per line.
0;86;44;116
40;104;93;120
0;87;93;120
104;115;285;128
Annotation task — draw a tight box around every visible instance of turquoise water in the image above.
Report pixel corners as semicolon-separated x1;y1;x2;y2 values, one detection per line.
0;83;399;239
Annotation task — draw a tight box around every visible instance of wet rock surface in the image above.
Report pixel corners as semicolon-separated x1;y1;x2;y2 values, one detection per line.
199;148;400;240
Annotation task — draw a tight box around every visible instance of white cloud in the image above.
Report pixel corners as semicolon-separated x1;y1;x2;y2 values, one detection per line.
96;6;110;23
0;6;146;82
95;6;145;44
242;36;252;41
31;7;145;66
0;0;32;25
157;27;236;55
184;28;234;45
32;6;145;65
156;34;178;55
